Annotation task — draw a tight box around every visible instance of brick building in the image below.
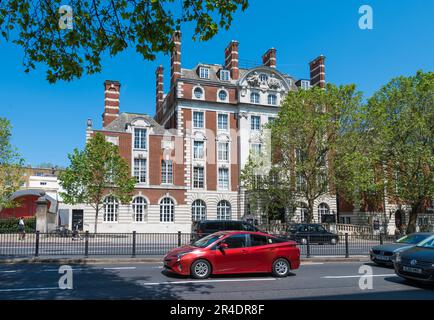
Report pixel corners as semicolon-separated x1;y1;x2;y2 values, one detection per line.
81;32;338;233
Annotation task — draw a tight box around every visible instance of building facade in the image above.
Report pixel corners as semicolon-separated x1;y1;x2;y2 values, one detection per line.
79;32;338;233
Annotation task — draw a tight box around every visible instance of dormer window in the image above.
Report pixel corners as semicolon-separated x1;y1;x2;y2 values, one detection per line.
260;74;268;82
199;67;210;79
301;80;311;90
220;70;230;81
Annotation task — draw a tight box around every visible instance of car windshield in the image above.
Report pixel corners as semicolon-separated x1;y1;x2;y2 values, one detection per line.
417;235;434;249
191;234;225;248
396;234;431;244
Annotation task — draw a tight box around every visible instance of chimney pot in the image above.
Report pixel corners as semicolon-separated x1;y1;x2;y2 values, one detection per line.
224;40;239;80
262;48;277;68
102;80;120;127
309;55;326;88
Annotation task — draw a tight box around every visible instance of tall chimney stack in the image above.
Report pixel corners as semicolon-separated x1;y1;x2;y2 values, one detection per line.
156;65;164;117
225;40;239;80
309;55;326;88
262;48;277;68
102;80;120;127
170;31;182;88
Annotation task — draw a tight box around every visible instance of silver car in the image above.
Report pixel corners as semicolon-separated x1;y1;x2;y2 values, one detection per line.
370;232;433;266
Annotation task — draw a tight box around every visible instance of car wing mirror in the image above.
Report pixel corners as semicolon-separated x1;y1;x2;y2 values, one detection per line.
218;243;229;250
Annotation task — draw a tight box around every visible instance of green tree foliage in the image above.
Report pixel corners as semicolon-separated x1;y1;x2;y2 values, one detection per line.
241;153;294;227
59;133;135;233
0;0;248;83
364;71;434;233
268;84;363;223
0;117;24;209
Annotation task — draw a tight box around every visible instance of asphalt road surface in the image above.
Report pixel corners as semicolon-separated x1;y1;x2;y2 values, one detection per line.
1;261;433;300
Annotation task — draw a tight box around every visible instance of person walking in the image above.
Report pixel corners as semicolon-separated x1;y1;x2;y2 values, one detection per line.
18;217;25;240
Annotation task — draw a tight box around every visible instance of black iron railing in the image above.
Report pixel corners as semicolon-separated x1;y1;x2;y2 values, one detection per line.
0;231;396;258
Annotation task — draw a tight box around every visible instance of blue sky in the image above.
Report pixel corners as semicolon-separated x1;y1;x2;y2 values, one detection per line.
1;0;433;167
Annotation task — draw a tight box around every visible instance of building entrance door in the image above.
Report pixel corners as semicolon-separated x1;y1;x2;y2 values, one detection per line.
72;210;84;231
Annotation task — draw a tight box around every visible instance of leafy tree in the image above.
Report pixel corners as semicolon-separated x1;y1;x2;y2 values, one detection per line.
364;71;434;234
59;132;135;233
0;117;24;209
241;154;294;228
269;84;363;223
0;0;248;83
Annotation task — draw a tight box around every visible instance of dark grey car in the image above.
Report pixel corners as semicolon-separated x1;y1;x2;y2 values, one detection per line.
370;232;433;266
395;235;434;283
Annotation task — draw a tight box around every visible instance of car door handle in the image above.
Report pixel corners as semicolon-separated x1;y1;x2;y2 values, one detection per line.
241;249;248;254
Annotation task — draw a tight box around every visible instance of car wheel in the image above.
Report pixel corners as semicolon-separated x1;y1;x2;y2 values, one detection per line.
300;238;307;245
272;258;290;277
190;259;211;279
330;238;337;245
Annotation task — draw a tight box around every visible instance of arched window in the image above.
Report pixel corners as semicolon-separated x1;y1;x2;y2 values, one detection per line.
318;203;330;223
250;92;260;104
217;200;231;220
268;94;277;105
132;197;147;222
194;87;204;99
192;200;207;222
160;197;174;222
103;196;119;222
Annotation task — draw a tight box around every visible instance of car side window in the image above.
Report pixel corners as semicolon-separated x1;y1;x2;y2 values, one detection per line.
268;236;285;244
222;234;247;248
250;234;268;246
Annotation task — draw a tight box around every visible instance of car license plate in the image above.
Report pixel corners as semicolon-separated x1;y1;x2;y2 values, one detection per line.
375;255;390;261
403;266;422;274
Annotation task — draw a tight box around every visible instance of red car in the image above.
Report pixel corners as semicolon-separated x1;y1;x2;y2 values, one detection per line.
163;231;300;279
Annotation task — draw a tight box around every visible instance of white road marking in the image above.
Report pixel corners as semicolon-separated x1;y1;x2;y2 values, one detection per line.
322;274;396;279
0;287;59;293
143;278;277;286
42;266;137;272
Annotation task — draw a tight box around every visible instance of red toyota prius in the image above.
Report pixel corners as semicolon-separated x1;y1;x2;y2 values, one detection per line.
163;231;300;279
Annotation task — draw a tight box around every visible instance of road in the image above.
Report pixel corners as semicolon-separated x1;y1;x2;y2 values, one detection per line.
1;261;433;300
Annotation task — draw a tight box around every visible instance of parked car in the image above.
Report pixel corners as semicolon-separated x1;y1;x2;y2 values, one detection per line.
286;223;339;245
394;235;434;283
164;231;300;279
370;232;433;266
191;220;259;241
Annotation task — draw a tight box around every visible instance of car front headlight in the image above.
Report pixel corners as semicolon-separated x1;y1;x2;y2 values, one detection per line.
177;252;191;261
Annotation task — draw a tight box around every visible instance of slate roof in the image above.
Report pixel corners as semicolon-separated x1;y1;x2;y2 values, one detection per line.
103;112;168;135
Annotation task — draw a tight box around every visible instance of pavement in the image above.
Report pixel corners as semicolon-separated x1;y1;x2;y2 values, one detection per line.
1;260;433;300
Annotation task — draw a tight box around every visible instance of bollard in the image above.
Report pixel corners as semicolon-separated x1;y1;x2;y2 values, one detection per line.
35;231;40;257
379;233;383;245
132;231;136;258
345;233;349;258
84;231;89;257
306;235;311;258
178;231;182;247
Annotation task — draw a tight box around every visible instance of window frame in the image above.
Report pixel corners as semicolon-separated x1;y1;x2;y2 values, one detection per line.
218;167;229;190
251;115;261;131
133;158;147;184
160;197;175;223
193;111;204;128
103;196;119;223
199;67;210;79
134;128;147;150
193;166;205;189
132;196;148;222
161;160;173;184
217;114;229;130
250;92;260;104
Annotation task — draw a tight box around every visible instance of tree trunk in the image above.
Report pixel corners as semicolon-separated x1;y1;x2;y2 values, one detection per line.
94;206;99;234
406;203;420;234
307;199;314;223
